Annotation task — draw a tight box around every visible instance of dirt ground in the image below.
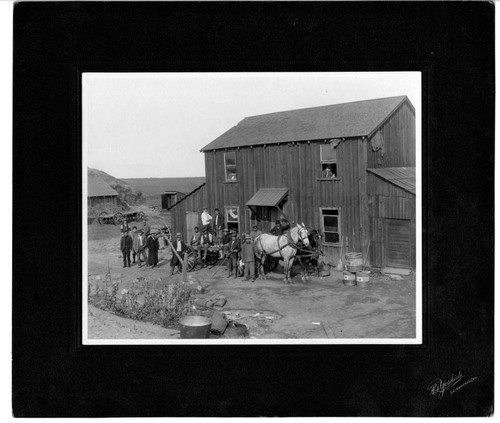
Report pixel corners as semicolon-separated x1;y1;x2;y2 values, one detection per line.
87;218;416;340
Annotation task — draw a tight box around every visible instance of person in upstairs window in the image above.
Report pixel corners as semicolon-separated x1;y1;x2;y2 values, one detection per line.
323;165;333;178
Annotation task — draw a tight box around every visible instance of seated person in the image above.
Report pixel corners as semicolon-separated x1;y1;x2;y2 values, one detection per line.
280;216;291;234
270;220;282;236
200;227;213;261
190;226;201;253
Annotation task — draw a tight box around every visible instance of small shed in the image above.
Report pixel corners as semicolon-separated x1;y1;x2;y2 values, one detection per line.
87;176;119;207
367;167;416;269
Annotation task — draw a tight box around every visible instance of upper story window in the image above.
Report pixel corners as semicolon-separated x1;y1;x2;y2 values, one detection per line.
224;151;237;181
320;144;337;178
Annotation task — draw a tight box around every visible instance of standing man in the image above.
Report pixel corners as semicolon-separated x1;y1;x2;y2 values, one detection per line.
120;230;133;268
170;233;188;275
132;228;147;267
201;207;212;232
146;230;159;268
249;224;262;241
212;208;225;240
120;218;130;234
241;235;256;282
227;232;241;278
220;228;231;259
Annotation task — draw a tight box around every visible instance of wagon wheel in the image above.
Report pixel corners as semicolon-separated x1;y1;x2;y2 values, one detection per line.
185;248;201;272
113;212;124;225
264;256;279;272
136;211;146;222
98;211;107;225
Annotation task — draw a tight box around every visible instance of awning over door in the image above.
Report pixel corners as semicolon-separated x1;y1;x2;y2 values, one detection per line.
246;188;288;207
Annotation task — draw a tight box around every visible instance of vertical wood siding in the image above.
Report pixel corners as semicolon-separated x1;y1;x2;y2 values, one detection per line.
170;184;207;240
197;139;366;265
367;172;416;268
367;101;416;168
174;101;415;267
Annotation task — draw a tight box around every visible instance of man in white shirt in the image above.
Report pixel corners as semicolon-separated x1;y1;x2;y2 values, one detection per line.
201;207;212;231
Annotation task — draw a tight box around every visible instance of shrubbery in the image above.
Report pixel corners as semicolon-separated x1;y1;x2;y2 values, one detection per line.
89;276;192;328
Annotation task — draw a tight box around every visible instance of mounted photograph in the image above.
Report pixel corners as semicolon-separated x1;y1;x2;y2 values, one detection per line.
82;72;421;344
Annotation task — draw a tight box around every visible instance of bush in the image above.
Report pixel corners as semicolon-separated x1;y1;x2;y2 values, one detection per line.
89;277;192;328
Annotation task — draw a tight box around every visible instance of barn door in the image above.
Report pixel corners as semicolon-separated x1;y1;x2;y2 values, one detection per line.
185;211;199;240
384;218;411;268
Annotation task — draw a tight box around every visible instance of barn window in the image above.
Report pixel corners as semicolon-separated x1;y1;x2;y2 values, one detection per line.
224;151;237;181
225;205;239;232
320;144;337;178
321;208;340;244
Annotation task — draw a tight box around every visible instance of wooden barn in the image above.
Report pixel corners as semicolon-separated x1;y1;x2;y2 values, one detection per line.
87;175;119;207
172;95;416;268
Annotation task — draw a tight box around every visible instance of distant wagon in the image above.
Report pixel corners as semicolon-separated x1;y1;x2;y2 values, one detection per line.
98;209;146;225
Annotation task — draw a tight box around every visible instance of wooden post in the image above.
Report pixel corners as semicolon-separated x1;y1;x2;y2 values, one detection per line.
182;252;188;282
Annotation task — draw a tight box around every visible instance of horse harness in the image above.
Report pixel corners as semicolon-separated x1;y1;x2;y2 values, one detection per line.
257;231;307;260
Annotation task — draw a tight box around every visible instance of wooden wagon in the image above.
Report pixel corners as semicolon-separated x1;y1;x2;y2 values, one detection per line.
97;209;146;225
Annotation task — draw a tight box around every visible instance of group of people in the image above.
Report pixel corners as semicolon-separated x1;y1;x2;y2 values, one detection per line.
118;207;291;282
119;219;160;268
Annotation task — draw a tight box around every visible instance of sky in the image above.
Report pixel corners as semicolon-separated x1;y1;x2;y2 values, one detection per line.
83;72;421;178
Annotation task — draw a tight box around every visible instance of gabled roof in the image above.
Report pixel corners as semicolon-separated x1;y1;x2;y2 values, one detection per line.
87;176;119;197
367;167;416;195
201;95;413;151
246;188;289;207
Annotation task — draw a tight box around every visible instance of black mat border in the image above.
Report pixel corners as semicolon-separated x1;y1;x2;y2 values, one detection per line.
13;1;494;417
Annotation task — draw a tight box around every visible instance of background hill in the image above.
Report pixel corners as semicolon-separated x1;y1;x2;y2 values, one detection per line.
88;167;146;206
123;177;205;208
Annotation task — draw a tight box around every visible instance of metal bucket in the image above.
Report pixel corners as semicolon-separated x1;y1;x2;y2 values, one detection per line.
356;271;370;287
343;271;356;286
179;316;212;339
210;311;228;335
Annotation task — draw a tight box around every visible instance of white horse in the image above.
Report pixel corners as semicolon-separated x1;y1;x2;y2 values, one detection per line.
254;223;310;284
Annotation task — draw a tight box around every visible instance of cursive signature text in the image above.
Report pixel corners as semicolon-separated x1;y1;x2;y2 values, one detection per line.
427;371;464;399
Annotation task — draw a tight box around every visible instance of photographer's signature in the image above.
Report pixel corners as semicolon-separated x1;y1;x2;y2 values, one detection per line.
427;371;477;399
